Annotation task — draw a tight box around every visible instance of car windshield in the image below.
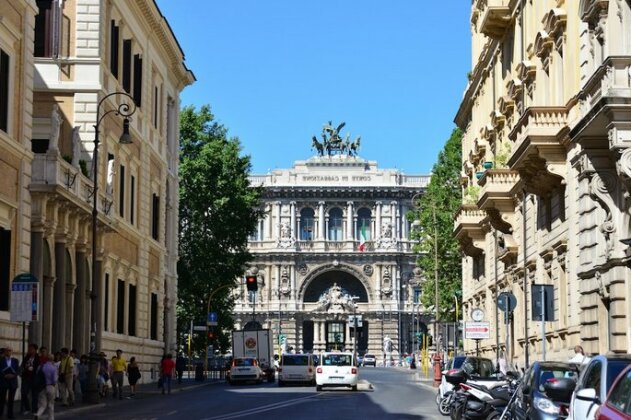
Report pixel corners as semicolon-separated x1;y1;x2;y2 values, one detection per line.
364;354;375;359
283;355;310;366
607;361;631;391
234;359;254;367
462;358;495;378
453;357;466;369
322;354;353;366
537;367;577;391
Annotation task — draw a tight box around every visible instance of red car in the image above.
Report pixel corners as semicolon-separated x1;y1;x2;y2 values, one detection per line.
595;364;631;419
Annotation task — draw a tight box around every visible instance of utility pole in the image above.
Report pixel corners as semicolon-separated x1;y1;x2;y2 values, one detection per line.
433;204;439;353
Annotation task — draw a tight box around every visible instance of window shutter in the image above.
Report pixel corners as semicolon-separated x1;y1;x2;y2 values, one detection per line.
0;51;8;132
133;54;142;106
110;21;119;78
122;40;132;93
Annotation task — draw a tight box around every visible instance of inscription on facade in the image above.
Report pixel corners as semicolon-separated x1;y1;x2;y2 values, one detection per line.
301;175;372;182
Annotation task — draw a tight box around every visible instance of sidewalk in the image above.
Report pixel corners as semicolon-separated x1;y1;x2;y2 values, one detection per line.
12;377;222;419
391;365;438;391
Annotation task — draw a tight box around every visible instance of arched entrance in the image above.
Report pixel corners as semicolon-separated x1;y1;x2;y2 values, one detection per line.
302;270;369;352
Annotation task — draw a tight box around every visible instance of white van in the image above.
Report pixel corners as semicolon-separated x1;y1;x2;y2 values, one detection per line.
278;353;315;386
315;352;358;391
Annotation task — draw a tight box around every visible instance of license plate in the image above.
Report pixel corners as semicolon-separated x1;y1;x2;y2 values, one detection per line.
329;376;343;379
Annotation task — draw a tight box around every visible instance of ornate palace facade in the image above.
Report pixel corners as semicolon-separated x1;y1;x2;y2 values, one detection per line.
234;140;430;359
455;0;631;365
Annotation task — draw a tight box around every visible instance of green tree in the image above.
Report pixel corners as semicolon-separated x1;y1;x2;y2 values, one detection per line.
177;105;262;353
409;128;462;322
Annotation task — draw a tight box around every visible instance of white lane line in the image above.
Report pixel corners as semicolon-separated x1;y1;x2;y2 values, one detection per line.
165;411;178;416
200;394;320;420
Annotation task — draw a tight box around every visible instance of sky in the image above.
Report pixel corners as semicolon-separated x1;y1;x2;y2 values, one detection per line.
155;1;471;175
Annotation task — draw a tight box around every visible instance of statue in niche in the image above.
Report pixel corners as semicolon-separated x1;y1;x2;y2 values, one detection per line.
71;126;81;167
382;222;393;238
280;222;292;239
314;283;357;313
48;104;62;152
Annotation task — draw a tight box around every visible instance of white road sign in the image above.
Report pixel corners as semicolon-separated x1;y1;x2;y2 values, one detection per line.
464;322;491;340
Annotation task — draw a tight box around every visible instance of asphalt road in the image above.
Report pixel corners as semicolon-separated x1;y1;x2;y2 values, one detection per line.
61;367;443;420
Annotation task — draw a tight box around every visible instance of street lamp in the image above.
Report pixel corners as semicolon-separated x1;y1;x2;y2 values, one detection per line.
86;91;136;404
351;296;360;361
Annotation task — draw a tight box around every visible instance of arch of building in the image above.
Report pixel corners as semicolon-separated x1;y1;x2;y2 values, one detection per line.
298;263;372;303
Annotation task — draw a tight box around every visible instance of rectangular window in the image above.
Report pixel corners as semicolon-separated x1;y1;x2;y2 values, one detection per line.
34;0;53;57
110;20;119;78
119;164;125;217
116;279;125;334
0;50;9;132
152;193;160;240
413;288;421;304
0;228;11;311
122;39;132;93
104;273;109;331
128;284;136;336
133;54;142;106
130;175;135;225
150;293;158;340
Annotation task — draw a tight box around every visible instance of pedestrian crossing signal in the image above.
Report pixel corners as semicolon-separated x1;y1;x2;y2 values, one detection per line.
246;275;258;292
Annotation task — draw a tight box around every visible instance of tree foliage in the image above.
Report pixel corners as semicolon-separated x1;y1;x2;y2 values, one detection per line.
409;128;463;321
177;105;262;353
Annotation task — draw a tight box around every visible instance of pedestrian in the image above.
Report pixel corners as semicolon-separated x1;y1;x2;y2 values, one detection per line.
53;351;61;402
127;357;141;398
70;350;79;398
34;347;57;420
0;346;20;419
98;352;109;397
58;348;74;406
111;349;126;400
160;354;175;395
78;355;89;395
569;345;590;365
175;354;186;384
20;343;39;416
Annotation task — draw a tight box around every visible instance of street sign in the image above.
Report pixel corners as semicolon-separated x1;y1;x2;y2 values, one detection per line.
532;285;554;321
347;315;363;327
10;273;38;322
464;322;490;340
193;326;207;331
498;292;517;313
207;312;218;326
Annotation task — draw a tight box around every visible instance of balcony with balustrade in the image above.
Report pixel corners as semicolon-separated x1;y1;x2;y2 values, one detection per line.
454;205;487;257
477;169;520;233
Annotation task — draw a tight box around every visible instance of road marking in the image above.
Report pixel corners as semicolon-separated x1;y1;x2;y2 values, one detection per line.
200;394;321;420
165;411;178;416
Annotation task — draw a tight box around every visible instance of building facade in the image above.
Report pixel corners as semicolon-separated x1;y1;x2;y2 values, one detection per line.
234;134;430;360
0;0;193;368
0;0;37;348
455;0;631;366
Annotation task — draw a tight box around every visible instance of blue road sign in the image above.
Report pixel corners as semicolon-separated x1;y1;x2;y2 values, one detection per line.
207;312;218;326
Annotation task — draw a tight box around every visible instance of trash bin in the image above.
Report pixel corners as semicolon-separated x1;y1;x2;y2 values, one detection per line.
195;363;204;381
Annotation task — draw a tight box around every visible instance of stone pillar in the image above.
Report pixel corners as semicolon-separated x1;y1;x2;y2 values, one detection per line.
290;266;296;302
263;204;271;240
376;201;382;239
318;201;325;240
290;201;296;239
73;249;86;353
29;231;44;345
345;321;352;350
95;258;103;353
42;275;55;350
391;201;398;239
53;241;67;351
275;201;282;240
321;322;327;350
314;320;320;349
346;201;354;240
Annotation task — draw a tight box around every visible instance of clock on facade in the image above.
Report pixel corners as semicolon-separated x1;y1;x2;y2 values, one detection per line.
471;308;484;322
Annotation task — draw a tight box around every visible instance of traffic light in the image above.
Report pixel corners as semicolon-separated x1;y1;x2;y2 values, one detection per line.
208;331;216;341
246;275;258;292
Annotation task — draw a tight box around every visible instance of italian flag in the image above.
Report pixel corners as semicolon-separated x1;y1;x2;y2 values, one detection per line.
358;221;367;252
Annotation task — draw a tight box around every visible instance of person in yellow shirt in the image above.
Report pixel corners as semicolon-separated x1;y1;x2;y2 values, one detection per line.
110;350;127;400
59;348;74;406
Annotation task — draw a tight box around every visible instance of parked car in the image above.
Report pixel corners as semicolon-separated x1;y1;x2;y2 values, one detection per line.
438;355;467;401
362;354;377;367
511;361;579;420
569;355;631;420
278;353;316;386
594;364;631;420
315;352;358;391
228;357;264;384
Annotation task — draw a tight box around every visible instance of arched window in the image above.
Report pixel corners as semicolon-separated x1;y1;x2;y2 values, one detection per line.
300;208;315;240
328;208;343;241
356;208;372;241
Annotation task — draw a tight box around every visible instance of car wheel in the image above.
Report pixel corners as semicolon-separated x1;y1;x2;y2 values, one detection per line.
316;385;322;391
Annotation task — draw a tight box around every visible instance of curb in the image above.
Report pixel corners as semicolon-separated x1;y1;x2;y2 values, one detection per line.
56;403;106;419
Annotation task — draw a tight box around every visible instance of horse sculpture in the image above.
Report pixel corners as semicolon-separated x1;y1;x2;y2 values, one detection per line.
311;121;361;157
311;136;324;155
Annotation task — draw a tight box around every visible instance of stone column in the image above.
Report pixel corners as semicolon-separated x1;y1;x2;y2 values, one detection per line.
318;201;325;240
53;241;67;351
290;201;296;239
346;201;354;240
275;201;282;240
95;258;104;353
345;322;352;350
376;201;382;239
263;204;271;240
42;275;55;350
314;320;320;349
29;231;44;345
321;322;327;350
290;266;296;302
65;281;75;348
73;249;87;353
391;201;398;239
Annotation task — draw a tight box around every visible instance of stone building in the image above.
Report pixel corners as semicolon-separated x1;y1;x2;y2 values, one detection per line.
0;0;37;349
21;0;193;367
455;0;631;366
233;130;430;360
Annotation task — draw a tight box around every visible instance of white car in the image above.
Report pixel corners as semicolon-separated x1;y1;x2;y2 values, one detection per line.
228;357;264;384
278;353;315;386
362;354;376;367
316;352;358;391
568;355;631;420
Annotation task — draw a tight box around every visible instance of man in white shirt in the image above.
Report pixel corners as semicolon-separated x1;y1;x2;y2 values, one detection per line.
568;345;590;365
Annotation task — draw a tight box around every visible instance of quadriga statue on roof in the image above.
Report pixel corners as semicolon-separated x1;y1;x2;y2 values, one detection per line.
311;121;361;157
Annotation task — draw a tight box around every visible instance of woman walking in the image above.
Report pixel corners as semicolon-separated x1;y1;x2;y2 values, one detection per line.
127;357;141;398
160;354;175;395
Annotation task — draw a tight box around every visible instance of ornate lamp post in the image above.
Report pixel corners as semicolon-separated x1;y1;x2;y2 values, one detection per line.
86;92;136;403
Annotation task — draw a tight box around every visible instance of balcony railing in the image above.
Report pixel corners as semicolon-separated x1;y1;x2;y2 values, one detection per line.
454;205;487;256
477;169;519;233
